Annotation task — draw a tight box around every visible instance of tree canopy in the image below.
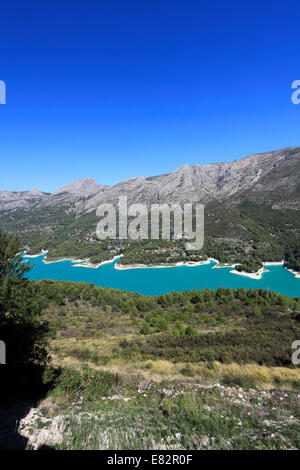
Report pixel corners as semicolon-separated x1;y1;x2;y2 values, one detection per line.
0;232;51;399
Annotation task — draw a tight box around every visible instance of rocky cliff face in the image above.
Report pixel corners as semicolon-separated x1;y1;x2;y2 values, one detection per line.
0;188;48;211
0;146;299;215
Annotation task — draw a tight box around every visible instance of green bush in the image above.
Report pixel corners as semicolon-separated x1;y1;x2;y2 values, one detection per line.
53;368;116;400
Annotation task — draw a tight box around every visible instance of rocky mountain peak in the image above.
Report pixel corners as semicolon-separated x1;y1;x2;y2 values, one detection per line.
52;178;100;196
0;146;299;215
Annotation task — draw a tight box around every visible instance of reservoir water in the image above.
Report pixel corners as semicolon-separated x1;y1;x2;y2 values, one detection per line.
23;255;300;297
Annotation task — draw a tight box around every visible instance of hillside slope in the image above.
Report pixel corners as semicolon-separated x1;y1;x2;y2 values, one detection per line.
1;146;299;213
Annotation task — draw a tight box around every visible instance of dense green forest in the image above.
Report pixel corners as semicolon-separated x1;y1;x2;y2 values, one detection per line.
31;278;300;367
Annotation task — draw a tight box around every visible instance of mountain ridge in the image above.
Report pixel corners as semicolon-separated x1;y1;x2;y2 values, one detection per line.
1;146;299;214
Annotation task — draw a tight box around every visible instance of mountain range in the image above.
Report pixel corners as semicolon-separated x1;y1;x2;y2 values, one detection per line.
1;146;299;214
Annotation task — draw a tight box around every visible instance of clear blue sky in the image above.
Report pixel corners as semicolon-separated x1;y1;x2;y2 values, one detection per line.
0;0;299;192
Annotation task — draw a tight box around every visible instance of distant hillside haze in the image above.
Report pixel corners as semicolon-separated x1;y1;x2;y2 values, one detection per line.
1;146;299;214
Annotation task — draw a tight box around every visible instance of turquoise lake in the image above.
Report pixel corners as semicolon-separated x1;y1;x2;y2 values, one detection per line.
23;255;300;297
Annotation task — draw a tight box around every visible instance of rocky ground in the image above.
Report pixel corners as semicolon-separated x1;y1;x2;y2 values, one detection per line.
1;382;299;450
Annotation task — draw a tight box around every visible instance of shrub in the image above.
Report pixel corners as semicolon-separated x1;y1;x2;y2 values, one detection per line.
180;364;195;377
184;326;198;336
53;368;116;400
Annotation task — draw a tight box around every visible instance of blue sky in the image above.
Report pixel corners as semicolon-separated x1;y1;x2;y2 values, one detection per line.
0;0;299;192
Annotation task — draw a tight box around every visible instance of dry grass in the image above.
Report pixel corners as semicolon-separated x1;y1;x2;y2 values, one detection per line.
50;335;300;390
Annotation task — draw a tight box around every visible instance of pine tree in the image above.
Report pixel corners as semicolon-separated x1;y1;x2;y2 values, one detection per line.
0;232;51;399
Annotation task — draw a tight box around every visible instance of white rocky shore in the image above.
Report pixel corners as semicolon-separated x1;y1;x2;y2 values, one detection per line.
229;261;286;280
72;255;123;269
211;260;236;269
23;250;300;279
263;261;284;266
24;251;121;269
114;258;213;270
286;269;300;279
24;249;48;258
229;267;266;280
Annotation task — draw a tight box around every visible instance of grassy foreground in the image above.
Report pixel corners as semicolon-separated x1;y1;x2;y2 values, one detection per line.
1;280;300;450
1;367;299;450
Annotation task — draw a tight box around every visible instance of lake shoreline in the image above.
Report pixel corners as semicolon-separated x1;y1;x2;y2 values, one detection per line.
24;249;48;258
22;251;300;298
230;267;266;280
23;250;300;280
72;255;123;269
114;258;212;270
24;250;121;268
286;268;300;279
